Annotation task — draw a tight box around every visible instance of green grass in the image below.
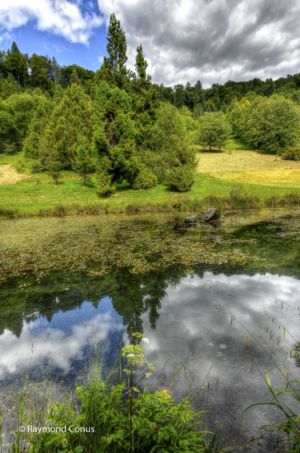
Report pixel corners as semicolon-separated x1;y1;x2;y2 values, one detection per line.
225;137;251;151
2;146;300;217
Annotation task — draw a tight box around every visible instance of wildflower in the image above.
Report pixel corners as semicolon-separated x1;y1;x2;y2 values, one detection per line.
145;372;153;378
141;337;150;345
127;353;135;359
161;390;172;399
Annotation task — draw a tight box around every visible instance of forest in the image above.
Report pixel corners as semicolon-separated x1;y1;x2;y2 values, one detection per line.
1;13;300;201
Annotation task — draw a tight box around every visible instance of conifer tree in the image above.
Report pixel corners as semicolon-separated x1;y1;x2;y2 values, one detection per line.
29;54;51;90
133;45;159;149
98;14;129;88
135;45;150;87
40;84;93;172
74;135;95;185
6;42;29;86
93;81;143;191
23;98;53;158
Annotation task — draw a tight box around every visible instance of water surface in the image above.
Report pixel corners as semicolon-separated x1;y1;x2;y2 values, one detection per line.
0;212;300;450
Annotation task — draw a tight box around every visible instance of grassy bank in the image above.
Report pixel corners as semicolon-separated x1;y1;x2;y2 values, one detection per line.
1;147;300;218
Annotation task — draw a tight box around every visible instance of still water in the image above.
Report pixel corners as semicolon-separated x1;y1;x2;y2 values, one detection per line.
0;214;300;450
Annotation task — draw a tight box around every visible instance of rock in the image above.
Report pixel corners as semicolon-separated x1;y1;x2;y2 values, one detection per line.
202;208;220;222
184;215;198;225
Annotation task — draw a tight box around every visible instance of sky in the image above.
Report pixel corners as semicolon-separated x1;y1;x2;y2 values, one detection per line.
0;0;300;87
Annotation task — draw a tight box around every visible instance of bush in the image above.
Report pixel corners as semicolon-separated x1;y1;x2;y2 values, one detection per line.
31;162;46;173
166;166;194;192
281;147;300;161
133;168;157;190
96;170;116;197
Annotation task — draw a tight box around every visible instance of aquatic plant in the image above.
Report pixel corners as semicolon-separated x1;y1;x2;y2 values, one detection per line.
244;371;300;452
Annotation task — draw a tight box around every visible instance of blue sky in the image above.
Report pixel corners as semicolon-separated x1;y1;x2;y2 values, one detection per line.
0;1;107;71
3;23;107;71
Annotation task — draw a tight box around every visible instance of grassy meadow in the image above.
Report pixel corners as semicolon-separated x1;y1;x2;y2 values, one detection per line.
1;140;300;217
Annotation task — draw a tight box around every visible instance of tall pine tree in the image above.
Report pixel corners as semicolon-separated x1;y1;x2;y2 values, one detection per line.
5;42;29;86
133;45;159;148
97;14;129;88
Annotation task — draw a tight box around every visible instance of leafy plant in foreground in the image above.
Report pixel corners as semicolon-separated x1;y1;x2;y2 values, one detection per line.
12;335;213;453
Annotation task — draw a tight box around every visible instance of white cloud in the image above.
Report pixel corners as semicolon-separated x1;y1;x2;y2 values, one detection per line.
98;0;300;86
0;0;103;44
0;30;13;44
0;309;124;378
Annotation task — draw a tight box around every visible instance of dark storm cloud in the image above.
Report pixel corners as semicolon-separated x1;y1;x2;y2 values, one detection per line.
99;0;300;86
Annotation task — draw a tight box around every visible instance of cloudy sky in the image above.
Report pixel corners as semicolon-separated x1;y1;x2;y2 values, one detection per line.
0;0;300;87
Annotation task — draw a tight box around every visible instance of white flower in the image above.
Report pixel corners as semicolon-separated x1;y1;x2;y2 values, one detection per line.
141;337;150;345
127;354;135;358
145;372;153;378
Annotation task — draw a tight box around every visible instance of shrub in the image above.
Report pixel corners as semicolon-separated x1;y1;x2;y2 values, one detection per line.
133;168;157;190
96;170;116;197
281;147;300;161
49;169;61;185
31;162;45;173
166;166;194;192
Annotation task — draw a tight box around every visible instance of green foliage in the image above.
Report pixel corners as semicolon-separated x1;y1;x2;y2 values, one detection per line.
17;341;210;453
166;166;194;192
281;147;300;161
97;14;129;89
5;42;29;86
149;103;196;183
199;112;231;151
60;65;94;93
93;81;143;187
227;98;251;138
231;95;300;154
29;54;52;91
40;84;93;171
4;92;46;141
96;169;116;197
0;109;20;153
132;168;157;189
23;98;53;158
132;45;159;150
73;136;95;185
135;45;150;87
0;74;21;99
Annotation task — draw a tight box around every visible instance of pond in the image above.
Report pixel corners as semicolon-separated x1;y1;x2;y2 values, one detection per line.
0;211;299;451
